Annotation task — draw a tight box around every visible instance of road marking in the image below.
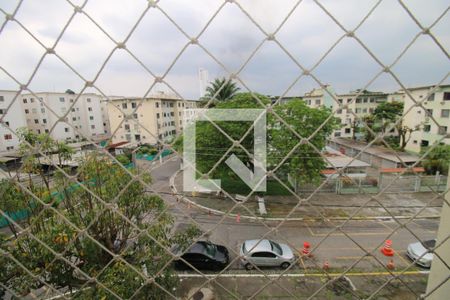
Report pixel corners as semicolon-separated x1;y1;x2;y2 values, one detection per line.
176;271;427;278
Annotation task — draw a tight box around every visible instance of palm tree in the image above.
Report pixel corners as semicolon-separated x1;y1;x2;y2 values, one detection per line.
204;77;240;103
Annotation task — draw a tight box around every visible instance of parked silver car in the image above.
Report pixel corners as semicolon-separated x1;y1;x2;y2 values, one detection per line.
406;239;435;268
240;239;296;270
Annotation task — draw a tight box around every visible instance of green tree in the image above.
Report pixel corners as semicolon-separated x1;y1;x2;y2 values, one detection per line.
0;179;29;237
1;150;200;298
203;77;240;106
270;100;338;185
115;154;131;165
373;101;404;134
422;144;450;175
177;93;337;190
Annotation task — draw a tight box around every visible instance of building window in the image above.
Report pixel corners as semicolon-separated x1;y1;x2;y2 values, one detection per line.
124;124;130;130
0;96;3;102
355;108;362;113
345;128;351;134
421;140;429;147
64;127;69;132
443;92;450;100
156;102;159;108
315;99;320;105
122;103;127;109
363;98;368;103
356;98;362;103
43;119;47;124
91;125;95;129
423;125;431;132
30;98;34;103
413;140;418;144
6;146;14;150
133;113;138;119
41;108;45;113
37;129;41;134
89;116;94;120
428;93;435;101
441;109;450;118
156;113;160;119
438;126;448;135
70;99;74;103
87;98;91;102
334;132;341;137
45;129;49;133
5;121;9;126
23;98;27;103
131;102;137;108
0;109;4;114
170;112;174;116
34;119;39;124
72;117;77;121
369;98;375;103
336;109;342;114
88;107;92;111
72;108;76;112
25;109;29;114
59;97;65;102
4;134;12;140
362;108;367;113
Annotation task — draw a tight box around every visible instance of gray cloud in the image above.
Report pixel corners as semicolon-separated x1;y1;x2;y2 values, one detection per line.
0;0;448;98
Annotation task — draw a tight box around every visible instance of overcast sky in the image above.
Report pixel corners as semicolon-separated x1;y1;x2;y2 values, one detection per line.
0;0;448;99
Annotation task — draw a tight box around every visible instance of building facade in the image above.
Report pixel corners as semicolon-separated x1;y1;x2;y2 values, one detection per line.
333;90;390;139
20;92;109;142
0;90;27;152
107;95;197;146
402;85;450;153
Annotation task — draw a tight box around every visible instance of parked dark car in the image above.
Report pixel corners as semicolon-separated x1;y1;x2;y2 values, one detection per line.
173;241;230;271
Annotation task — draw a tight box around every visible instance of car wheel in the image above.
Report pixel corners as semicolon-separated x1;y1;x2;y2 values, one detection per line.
245;263;254;270
281;262;290;269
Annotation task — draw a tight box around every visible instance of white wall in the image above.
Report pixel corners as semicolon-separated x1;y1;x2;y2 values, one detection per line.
0;90;27;152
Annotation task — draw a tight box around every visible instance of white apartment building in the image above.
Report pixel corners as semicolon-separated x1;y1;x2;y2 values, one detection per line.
107;94;197;146
402;84;450;153
21;92;109;142
0;90;27;152
301;87;394;139
333;90;391;138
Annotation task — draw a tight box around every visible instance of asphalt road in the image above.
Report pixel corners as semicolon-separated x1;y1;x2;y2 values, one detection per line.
146;157;440;272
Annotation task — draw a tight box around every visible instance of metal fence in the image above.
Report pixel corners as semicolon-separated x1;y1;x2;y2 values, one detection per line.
0;1;449;299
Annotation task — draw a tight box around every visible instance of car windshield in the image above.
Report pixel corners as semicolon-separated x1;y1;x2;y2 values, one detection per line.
270;241;282;255
422;240;436;250
203;242;217;257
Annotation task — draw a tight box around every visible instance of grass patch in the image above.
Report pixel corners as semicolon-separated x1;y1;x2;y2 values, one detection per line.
220;178;292;196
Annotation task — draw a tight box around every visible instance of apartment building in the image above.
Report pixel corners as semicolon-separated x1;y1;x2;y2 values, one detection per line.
333;90;391;138
402;84;450;153
21;92;109;142
0;90;27;152
302;85;335;109
107;94;197;145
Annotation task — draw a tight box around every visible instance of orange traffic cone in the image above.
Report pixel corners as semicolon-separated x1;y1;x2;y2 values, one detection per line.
381;240;394;256
323;260;330;271
387;259;395;270
302;242;312;257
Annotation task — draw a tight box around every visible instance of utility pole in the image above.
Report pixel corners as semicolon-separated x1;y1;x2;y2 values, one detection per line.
425;167;450;299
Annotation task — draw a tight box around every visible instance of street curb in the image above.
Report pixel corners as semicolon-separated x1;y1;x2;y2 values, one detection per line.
170;170;441;222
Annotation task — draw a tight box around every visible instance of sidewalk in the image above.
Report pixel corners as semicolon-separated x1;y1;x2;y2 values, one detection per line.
173;171;443;220
174;273;428;299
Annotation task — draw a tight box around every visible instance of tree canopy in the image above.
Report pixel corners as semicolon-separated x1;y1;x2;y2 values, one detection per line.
422;144;450;175
176;92;337;191
203;77;240;105
0;135;200;298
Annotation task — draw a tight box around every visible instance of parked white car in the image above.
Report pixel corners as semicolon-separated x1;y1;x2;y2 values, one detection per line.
240;239;296;270
406;239;435;268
